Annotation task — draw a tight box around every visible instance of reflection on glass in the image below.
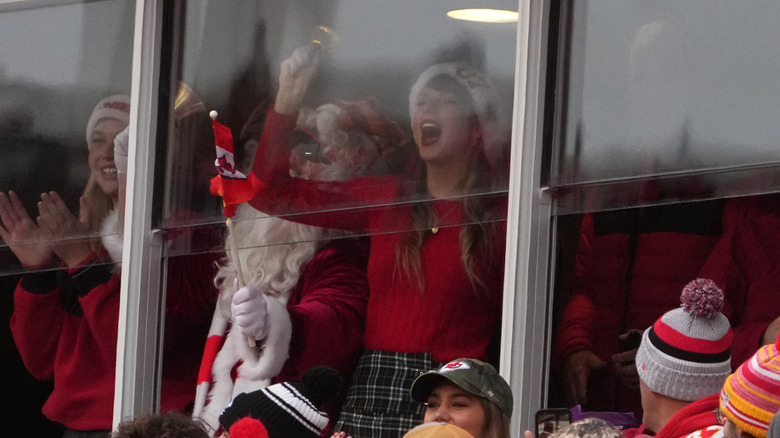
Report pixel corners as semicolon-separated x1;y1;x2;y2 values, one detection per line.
554;1;780;212
549;199;726;422
163;0;517;235
0;0;135;433
169;1;517;436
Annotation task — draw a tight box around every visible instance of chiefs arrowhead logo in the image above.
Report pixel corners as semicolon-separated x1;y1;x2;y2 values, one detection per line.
215;154;236;175
440;361;470;373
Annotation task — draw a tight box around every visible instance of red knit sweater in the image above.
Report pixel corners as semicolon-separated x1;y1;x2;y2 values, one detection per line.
12;247;220;431
249;109;507;363
11;262;120;431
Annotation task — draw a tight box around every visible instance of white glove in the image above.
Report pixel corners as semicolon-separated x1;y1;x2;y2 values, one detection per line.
287;44;320;75
114;126;129;174
231;285;269;340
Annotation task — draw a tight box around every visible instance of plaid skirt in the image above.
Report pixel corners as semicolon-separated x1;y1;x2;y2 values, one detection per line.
335;350;444;438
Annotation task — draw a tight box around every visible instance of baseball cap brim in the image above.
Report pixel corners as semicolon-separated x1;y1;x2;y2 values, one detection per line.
411;370;509;414
411;372;462;404
410;359;513;416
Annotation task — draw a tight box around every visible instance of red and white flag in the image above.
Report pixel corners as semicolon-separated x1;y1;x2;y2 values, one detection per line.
208;113;263;217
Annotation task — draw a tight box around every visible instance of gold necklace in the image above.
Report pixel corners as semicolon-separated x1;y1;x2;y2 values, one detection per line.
431;201;460;234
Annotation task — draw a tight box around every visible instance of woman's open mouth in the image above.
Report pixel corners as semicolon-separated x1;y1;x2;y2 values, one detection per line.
421;122;441;146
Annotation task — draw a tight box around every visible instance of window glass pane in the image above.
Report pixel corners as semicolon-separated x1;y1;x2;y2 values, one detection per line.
161;1;517;434
0;0;134;434
548;193;780;427
546;2;780;424
553;1;780;214
161;0;517;252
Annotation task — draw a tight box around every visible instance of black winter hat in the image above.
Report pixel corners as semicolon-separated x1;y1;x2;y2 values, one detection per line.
218;366;342;438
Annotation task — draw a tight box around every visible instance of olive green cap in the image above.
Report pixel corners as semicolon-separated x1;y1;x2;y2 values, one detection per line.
410;358;513;416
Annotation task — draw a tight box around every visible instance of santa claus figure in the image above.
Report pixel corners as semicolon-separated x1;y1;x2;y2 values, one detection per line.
194;99;407;435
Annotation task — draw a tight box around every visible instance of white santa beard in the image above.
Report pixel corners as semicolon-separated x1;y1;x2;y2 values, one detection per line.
214;206;341;317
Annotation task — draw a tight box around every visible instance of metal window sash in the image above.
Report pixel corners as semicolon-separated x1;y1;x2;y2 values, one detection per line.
112;0;166;429
500;0;554;435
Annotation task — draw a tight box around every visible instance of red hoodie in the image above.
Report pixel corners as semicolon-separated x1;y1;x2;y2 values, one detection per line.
654;394;723;438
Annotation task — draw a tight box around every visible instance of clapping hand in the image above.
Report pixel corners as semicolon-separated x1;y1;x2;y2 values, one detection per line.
37;191;93;268
0;191;54;268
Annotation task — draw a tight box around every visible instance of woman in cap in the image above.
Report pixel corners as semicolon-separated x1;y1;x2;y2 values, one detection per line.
332;358;512;438
409;358;512;438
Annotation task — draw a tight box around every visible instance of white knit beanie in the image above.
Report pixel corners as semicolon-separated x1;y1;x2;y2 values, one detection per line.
635;278;733;401
408;63;508;170
86;94;131;145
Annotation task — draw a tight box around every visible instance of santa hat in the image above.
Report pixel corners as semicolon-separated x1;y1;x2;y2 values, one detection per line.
219;366;342;438
636;278;733;401
720;333;780;438
408;62;508;169
403;423;475;438
333;98;407;154
86;94;131;145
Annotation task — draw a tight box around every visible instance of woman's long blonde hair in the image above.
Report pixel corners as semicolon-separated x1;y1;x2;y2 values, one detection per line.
81;174;114;255
480;397;512;438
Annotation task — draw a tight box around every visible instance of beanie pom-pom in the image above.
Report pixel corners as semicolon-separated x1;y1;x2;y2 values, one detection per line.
229;417;269;438
680;278;724;317
301;366;343;408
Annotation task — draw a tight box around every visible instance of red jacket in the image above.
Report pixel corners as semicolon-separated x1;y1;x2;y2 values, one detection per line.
276;237;370;382
12;247;220;430
554;195;780;415
11;260;120;431
654;394;722;438
554;201;726;414
279;236;370;435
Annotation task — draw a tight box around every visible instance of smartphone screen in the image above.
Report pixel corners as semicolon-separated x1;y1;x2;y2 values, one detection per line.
535;409;572;438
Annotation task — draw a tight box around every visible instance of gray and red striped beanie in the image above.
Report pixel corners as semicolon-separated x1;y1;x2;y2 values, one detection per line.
636;278;733;401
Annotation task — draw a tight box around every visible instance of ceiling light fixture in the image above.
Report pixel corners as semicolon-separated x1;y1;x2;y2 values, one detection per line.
447;8;518;23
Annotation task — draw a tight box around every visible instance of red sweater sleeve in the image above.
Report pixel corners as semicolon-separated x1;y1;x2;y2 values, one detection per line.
11;271;62;380
252;107;298;186
78;271;121;362
279;237;370;380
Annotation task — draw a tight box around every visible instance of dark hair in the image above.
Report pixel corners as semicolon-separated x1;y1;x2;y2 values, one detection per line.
111;411;210;438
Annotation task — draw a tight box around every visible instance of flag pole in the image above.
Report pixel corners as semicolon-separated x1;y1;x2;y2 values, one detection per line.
210;110;256;348
226;217;255;348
